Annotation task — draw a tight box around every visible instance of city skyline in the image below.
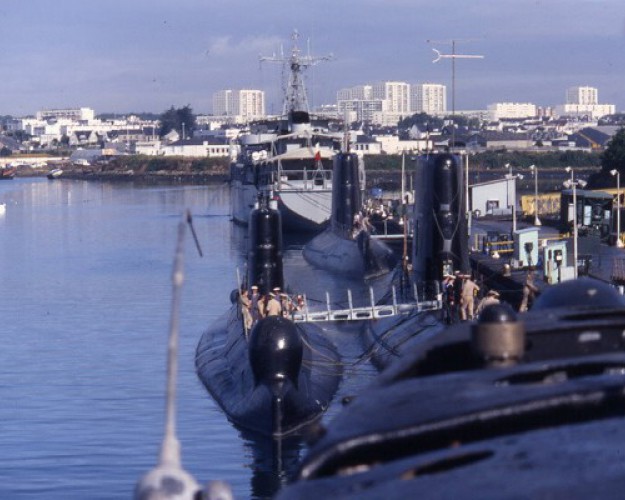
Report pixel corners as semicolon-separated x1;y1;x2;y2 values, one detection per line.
0;0;623;116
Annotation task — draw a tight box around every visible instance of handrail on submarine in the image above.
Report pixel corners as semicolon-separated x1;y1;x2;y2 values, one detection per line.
291;284;442;324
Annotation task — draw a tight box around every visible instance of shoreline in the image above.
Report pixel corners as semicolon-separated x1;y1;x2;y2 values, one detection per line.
26;168;407;190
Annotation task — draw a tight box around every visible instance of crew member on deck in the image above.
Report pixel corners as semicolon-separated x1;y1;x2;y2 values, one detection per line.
452;271;463;322
250;285;260;325
476;289;501;318
257;291;267;319
460;274;480;321
442;273;455;324
266;292;282;317
239;287;253;331
519;272;539;312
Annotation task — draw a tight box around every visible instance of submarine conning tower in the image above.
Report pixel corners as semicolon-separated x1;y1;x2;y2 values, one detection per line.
247;195;284;295
412;153;469;287
331;152;362;238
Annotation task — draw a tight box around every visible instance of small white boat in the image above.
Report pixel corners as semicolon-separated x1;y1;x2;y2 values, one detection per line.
0;203;6;216
47;169;63;180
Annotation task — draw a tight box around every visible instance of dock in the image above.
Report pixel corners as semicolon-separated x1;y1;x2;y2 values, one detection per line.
470;218;625;309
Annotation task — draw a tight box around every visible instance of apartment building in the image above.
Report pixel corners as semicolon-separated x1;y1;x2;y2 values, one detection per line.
487;102;537;121
337;81;412;124
212;89;265;119
567;86;598;105
411;83;447;115
556;86;615;119
371;81;410;114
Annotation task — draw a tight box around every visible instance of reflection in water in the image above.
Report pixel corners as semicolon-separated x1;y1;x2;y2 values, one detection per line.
0;178;386;499
240;430;305;500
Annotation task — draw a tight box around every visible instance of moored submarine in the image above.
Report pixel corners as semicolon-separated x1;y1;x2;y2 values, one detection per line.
277;278;625;498
363;152;470;369
195;196;342;437
303;152;397;279
413;152;470;287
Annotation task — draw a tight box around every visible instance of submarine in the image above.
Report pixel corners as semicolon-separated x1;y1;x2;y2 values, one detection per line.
277;278;625;499
363;152;470;369
303;152;397;279
195;195;342;437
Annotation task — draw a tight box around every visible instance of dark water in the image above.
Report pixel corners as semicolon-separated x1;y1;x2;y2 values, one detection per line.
0;178;379;499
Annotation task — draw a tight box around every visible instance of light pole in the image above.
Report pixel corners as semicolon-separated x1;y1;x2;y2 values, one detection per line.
506;164;522;234
564;166;587;279
513;174;523;234
611;169;623;248
529;164;541;226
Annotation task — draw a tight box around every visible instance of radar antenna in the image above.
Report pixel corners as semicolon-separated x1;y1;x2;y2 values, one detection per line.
260;30;334;115
426;39;484;124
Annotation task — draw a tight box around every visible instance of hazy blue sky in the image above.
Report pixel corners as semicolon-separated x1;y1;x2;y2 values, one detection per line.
0;0;623;116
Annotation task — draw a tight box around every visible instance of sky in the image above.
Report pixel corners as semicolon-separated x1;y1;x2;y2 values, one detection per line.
0;0;624;117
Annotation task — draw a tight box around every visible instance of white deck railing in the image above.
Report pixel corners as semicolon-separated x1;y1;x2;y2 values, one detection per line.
291;285;441;323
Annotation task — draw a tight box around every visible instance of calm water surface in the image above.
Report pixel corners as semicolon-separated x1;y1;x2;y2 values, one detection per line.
0;178;379;499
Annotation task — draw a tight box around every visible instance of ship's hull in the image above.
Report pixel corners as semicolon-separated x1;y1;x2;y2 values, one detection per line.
303;229;397;279
195;306;342;437
362;308;445;370
277;279;625;499
231;179;331;233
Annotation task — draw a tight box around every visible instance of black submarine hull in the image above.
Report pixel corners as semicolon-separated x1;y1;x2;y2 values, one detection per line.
303;152;397;278
277;278;625;499
196;306;342;437
363;153;469;370
361;308;445;371
303;229;397;279
196;195;342;437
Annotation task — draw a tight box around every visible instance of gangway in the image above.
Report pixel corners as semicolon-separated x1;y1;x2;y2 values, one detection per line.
291;285;441;323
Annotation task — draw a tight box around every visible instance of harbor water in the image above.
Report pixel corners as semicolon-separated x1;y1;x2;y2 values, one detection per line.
0;178;379;499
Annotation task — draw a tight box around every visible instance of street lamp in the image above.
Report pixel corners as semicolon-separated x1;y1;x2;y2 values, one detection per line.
610;169;623;248
506;164;522;233
529;164;541;226
564;166;587;279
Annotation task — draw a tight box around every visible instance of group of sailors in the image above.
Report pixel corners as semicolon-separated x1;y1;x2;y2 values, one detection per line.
442;270;539;324
441;271;500;324
352;211;374;238
239;285;305;332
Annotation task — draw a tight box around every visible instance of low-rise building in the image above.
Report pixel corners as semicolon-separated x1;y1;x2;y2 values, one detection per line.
162;137;234;158
487;102;537;121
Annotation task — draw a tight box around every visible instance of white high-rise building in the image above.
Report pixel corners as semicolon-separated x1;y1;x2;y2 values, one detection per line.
337;99;383;123
233;90;265;119
371;81;410;114
556;86;615;119
566;86;598;105
337;81;410;124
337;85;373;101
212;89;265;118
411;83;447;115
212;90;233;116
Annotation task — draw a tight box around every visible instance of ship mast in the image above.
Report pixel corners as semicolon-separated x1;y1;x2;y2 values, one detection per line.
260;30;333;115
